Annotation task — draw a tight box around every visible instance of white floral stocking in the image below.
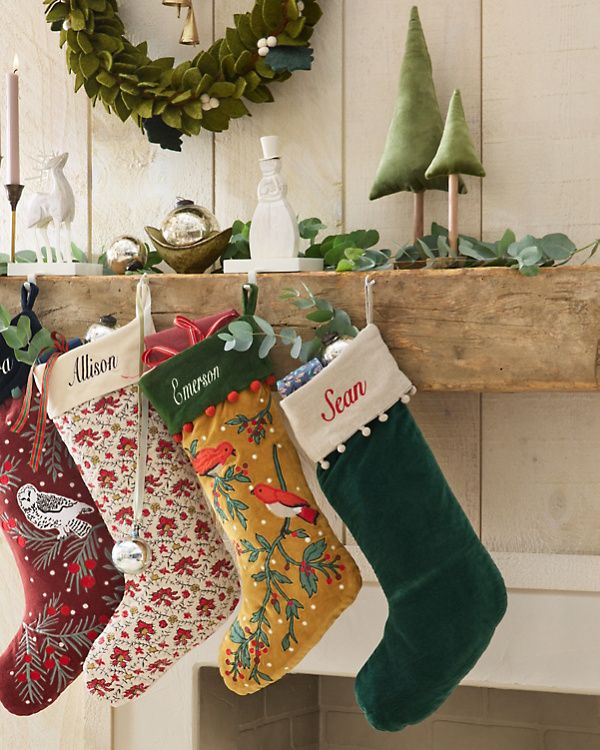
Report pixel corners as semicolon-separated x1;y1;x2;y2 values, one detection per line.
54;387;239;704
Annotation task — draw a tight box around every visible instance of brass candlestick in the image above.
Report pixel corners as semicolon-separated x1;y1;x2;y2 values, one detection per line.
5;184;24;263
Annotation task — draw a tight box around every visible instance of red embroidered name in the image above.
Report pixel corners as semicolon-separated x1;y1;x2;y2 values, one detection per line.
320;381;367;422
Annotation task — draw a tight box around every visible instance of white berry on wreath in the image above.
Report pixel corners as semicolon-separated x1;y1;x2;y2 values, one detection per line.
267;36;278;48
258;47;270;57
257;37;268;48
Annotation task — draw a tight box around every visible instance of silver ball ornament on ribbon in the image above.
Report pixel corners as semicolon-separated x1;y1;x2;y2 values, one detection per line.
112;527;152;575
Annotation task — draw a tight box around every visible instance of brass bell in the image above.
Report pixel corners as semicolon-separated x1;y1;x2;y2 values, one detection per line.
162;0;190;18
180;5;200;45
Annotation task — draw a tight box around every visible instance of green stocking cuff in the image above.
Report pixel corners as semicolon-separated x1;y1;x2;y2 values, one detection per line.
139;315;273;435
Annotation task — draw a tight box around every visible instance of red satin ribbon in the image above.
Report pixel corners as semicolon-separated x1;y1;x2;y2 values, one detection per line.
142;312;234;369
12;332;70;471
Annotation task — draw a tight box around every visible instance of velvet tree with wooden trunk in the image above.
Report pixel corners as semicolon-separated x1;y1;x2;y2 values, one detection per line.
426;89;485;255
369;6;465;241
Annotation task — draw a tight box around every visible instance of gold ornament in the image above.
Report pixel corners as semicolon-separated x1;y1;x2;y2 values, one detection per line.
180;5;200;46
162;0;190;18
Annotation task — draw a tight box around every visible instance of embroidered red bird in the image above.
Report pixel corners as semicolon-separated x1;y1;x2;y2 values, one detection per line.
252;484;319;525
192;442;236;477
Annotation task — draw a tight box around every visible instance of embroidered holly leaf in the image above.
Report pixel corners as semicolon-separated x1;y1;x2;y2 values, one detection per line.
255;534;271;551
304;538;327;563
272;597;281;615
229;619;246;644
189;439;198;458
265;46;314;72
255;670;273;683
271;570;292;585
299;567;318;597
281;633;291;651
252;571;267;582
293;528;309;539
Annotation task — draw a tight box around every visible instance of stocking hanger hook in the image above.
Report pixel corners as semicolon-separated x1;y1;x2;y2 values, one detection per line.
364;275;376;326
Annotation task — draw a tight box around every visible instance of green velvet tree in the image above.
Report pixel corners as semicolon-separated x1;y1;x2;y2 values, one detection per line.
426;89;485;254
369;6;465;240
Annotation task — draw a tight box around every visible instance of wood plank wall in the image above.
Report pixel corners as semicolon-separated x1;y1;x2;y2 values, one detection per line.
1;2;599;748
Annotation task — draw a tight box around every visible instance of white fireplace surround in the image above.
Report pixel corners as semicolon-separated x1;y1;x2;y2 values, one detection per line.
112;540;600;750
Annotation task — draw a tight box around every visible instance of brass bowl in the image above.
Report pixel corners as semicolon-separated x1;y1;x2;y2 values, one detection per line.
145;225;232;274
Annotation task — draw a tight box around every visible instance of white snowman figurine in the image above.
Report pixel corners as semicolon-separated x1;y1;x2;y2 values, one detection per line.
223;135;323;274
249;135;300;260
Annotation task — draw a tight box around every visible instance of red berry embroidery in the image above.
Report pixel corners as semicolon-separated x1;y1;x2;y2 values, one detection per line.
205;405;216;417
227;391;239;403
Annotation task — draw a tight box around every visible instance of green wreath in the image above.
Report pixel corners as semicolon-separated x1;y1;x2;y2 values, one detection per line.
43;0;323;151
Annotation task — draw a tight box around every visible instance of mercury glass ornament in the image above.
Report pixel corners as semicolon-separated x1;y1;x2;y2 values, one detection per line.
161;199;220;247
321;333;353;365
106;236;148;274
85;314;119;343
112;528;152;575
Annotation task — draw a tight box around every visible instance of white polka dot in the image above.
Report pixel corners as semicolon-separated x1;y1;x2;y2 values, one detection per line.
83;603;89;610
40;481;45;487
259;399;265;404
339;584;344;590
253;582;257;587
252;454;258;460
260;519;266;525
289;647;294;652
59;642;65;648
66;588;71;593
266;478;272;484
277;618;283;624
63;562;67;568
42;593;47;598
242;616;247;621
24;556;28;561
318;531;323;536
58;473;63;478
310;604;316;610
220;426;226;432
50;570;55;576
70;609;76;615
244;683;249;687
271;559;276;565
4;500;8;504
69;482;75;488
284;667;289;671
330;545;336;550
267;662;272;668
202;436;207;442
28;611;32;617
25;700;30;705
104;581;109;586
302;621;307;626
77;493;81;498
304;538;310;544
269;428;275;433
47;698;52;703
29;577;34;582
18;448;23;453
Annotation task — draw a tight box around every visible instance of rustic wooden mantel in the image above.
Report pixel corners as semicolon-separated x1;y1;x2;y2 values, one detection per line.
0;267;598;391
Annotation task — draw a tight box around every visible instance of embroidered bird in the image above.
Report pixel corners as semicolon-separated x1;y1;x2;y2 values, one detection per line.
17;484;94;539
192;442;236;477
251;484;319;525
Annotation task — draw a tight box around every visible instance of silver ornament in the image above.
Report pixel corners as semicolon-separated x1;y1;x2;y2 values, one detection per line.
321;334;353;365
106;236;148;275
112;528;152;575
85;314;119;343
161;198;219;247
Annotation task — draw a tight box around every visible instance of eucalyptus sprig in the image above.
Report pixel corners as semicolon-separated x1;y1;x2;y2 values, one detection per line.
398;223;600;276
217;282;358;363
0;307;53;366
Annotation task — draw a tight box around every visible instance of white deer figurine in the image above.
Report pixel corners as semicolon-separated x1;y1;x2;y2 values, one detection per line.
26;152;75;264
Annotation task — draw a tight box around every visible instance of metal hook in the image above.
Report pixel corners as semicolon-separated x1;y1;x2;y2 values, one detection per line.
364;275;376;326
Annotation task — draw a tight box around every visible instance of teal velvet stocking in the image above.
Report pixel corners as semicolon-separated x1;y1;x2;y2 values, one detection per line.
316;402;507;732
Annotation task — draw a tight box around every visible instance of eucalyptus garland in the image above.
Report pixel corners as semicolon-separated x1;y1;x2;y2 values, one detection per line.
43;0;323;150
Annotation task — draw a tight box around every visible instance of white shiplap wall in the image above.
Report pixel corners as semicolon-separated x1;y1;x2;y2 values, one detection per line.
1;2;600;748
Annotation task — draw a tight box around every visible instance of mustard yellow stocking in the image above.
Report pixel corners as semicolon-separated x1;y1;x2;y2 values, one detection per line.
139;291;362;694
